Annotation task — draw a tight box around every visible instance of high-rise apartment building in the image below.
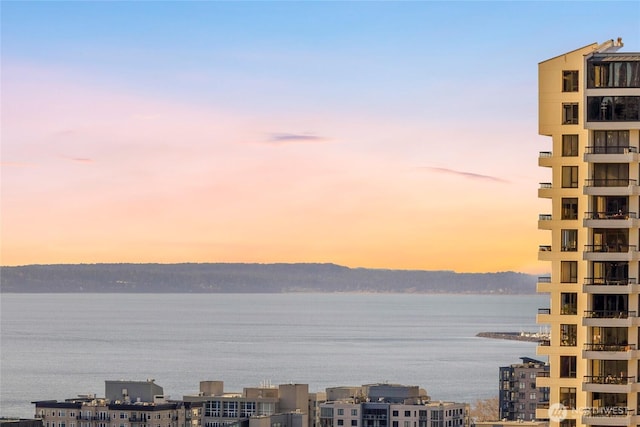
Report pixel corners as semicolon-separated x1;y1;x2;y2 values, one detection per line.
499;357;549;421
536;38;640;427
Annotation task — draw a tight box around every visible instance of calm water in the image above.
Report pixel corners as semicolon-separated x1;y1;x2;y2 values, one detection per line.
0;293;546;418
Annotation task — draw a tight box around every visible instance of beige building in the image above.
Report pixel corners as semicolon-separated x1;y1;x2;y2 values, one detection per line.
182;381;315;427
318;383;468;427
536;38;640;427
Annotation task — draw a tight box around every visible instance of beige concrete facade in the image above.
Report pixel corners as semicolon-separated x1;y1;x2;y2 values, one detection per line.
537;38;640;427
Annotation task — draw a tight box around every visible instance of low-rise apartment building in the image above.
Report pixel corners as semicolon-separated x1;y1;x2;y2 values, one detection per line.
319;383;469;427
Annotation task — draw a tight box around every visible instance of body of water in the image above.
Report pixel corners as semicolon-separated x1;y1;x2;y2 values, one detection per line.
0;293;547;418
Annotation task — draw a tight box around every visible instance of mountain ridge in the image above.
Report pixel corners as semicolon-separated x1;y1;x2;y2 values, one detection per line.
0;263;539;294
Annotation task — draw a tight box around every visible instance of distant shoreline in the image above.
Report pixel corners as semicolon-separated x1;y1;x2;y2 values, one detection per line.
0;263;539;294
476;331;547;343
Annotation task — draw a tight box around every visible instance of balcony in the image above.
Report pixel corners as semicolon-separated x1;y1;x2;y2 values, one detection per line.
583;342;638;361
539;151;553;167
583;310;640;327
584;145;639;163
538;245;553;261
583;244;639;262
583;375;640;393
538;214;554;230
583;277;638;294
584;178;639;196
584;211;639;228
538;182;553;199
537;276;553;292
537;308;552;327
535;402;550;421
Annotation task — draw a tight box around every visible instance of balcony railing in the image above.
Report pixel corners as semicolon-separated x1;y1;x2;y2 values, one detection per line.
583;375;635;384
539;245;552;252
584;244;636;253
539;182;552;189
538;308;551;314
584;277;637;285
584;310;636;319
585;211;637;219
536;402;550;410
536;371;551;378
538;276;552;283
539;214;552;221
539;151;553;158
585;178;638;187
538;339;551;346
585;146;638;154
584;343;636;351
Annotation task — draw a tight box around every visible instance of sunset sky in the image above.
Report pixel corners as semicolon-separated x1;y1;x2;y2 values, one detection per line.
2;2;639;273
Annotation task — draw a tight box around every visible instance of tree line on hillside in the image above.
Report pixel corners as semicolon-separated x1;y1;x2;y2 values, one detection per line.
0;263;538;293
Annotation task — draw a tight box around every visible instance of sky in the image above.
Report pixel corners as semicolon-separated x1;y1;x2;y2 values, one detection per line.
2;1;639;273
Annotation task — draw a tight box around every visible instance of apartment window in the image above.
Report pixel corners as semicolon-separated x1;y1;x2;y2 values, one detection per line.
519;382;525;389
563;71;579;92
351;410;358;416
559;420;576;427
560;324;577;346
529;372;536;379
561;166;578;188
529;392;537;400
587;96;640;121
561;229;577;252
404;411;411;417
393;422;398;427
338;420;344;426
404;422;411;427
560;356;577;378
593;130;630;154
562;135;579;156
561;293;578;314
337;409;344;416
351;421;357;427
592;163;629;187
562;103;579;124
559;388;576;409
561;198;578;219
561;261;578;283
392;411;399;417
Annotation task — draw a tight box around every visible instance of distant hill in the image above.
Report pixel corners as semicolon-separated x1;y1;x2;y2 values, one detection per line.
0;263;538;294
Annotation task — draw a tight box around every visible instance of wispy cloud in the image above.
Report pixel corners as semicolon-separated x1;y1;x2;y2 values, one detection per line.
69;157;94;164
423;166;509;183
266;133;327;145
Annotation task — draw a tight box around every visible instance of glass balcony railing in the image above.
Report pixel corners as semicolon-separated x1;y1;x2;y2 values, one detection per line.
584;244;635;253
538;276;552;283
584;343;636;351
539;182;552;189
584;146;638;154
584;310;636;319
585;211;637;219
539;151;552;158
584;277;636;285
583;375;635;384
585;178;637;187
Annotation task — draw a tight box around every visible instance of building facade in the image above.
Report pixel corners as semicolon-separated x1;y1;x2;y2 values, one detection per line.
536;38;640;427
318;384;468;427
498;357;549;421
